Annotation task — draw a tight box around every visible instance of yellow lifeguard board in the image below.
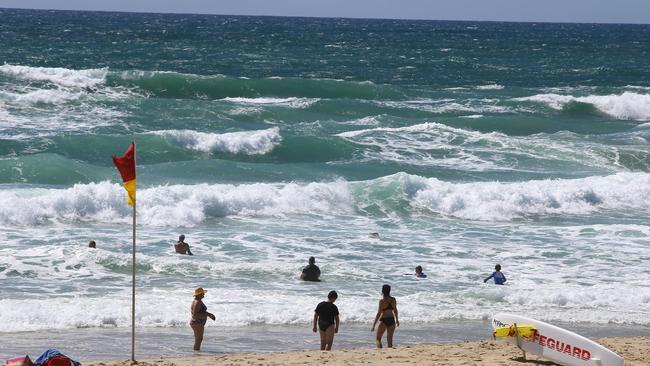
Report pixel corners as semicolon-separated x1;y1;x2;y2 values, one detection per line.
493;324;537;339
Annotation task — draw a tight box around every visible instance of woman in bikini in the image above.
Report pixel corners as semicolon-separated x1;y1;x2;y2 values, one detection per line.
371;284;399;348
190;287;215;351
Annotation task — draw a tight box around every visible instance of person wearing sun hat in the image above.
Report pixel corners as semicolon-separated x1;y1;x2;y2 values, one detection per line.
190;287;215;351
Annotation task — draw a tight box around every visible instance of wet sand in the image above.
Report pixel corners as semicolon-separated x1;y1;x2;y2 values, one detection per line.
85;336;649;366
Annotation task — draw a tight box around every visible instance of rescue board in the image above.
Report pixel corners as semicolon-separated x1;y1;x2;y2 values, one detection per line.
492;313;623;366
493;324;537;339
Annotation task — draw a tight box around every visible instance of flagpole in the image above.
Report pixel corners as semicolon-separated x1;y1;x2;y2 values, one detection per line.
112;140;137;362
131;140;137;363
131;200;136;362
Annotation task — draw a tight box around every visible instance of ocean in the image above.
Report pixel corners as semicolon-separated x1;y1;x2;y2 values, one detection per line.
1;8;650;359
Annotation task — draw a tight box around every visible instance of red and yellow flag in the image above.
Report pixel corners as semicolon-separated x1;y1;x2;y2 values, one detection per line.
112;141;136;206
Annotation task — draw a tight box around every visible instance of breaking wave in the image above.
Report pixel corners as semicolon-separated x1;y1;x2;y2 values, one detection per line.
515;92;650;121
1;172;649;226
0;64;107;89
152;127;282;155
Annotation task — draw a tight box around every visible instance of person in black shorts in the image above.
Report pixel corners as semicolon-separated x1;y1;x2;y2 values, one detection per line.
371;284;399;348
312;290;339;350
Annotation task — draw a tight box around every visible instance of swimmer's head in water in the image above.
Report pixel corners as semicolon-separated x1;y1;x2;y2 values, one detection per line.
309;256;315;264
179;234;185;241
327;290;338;300
415;265;422;273
88;240;96;248
495;264;501;271
382;284;391;297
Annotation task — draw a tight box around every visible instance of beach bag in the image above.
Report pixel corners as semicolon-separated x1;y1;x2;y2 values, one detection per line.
5;356;33;366
34;350;81;366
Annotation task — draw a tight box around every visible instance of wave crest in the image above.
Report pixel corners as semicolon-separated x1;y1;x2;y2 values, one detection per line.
2;173;649;226
515;92;650;121
0;180;355;226
109;71;400;100
0;64;107;88
399;172;650;220
152;127;282;155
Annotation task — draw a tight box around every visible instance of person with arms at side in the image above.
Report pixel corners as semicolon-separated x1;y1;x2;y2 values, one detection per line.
301;256;320;281
372;284;399;348
312;290;340;351
190;287;215;351
175;234;193;255
484;264;507;285
415;265;427;278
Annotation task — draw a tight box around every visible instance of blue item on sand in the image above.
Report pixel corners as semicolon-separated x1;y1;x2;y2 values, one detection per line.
35;349;81;366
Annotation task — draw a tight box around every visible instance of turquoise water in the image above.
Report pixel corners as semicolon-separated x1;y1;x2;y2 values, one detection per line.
1;8;650;354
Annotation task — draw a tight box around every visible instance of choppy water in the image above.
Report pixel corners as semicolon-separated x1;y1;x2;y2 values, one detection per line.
1;8;650;348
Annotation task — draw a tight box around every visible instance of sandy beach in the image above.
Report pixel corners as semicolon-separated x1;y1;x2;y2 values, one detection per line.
84;336;650;366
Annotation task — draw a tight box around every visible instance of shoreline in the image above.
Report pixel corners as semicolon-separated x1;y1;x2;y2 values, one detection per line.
4;321;650;362
82;337;650;366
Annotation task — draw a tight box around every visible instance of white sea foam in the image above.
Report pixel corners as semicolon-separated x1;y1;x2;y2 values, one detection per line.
5;89;83;105
0;268;648;331
337;122;626;172
1;172;649;227
0;65;135;138
624;85;650;91
3;219;649;329
399;172;650;220
337;116;382;126
0;64;107;88
222;97;318;108
515;92;650;121
0;179;355;227
377;99;512;114
152;127;282;155
0;195;648;332
475;84;504;90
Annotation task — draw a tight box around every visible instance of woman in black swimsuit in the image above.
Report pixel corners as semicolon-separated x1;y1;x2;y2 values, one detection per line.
371;284;399;348
190;287;215;351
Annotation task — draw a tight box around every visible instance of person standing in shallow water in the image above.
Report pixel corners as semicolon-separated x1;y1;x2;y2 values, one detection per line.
190;287;215;351
313;290;340;351
372;284;399;348
301;256;320;281
175;234;193;255
484;264;507;285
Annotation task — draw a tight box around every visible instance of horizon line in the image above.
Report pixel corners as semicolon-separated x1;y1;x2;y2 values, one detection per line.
1;6;649;26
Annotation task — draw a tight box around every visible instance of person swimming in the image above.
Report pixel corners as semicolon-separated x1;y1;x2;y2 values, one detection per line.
301;256;321;282
484;264;506;285
415;265;427;278
88;240;96;248
175;234;193;255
